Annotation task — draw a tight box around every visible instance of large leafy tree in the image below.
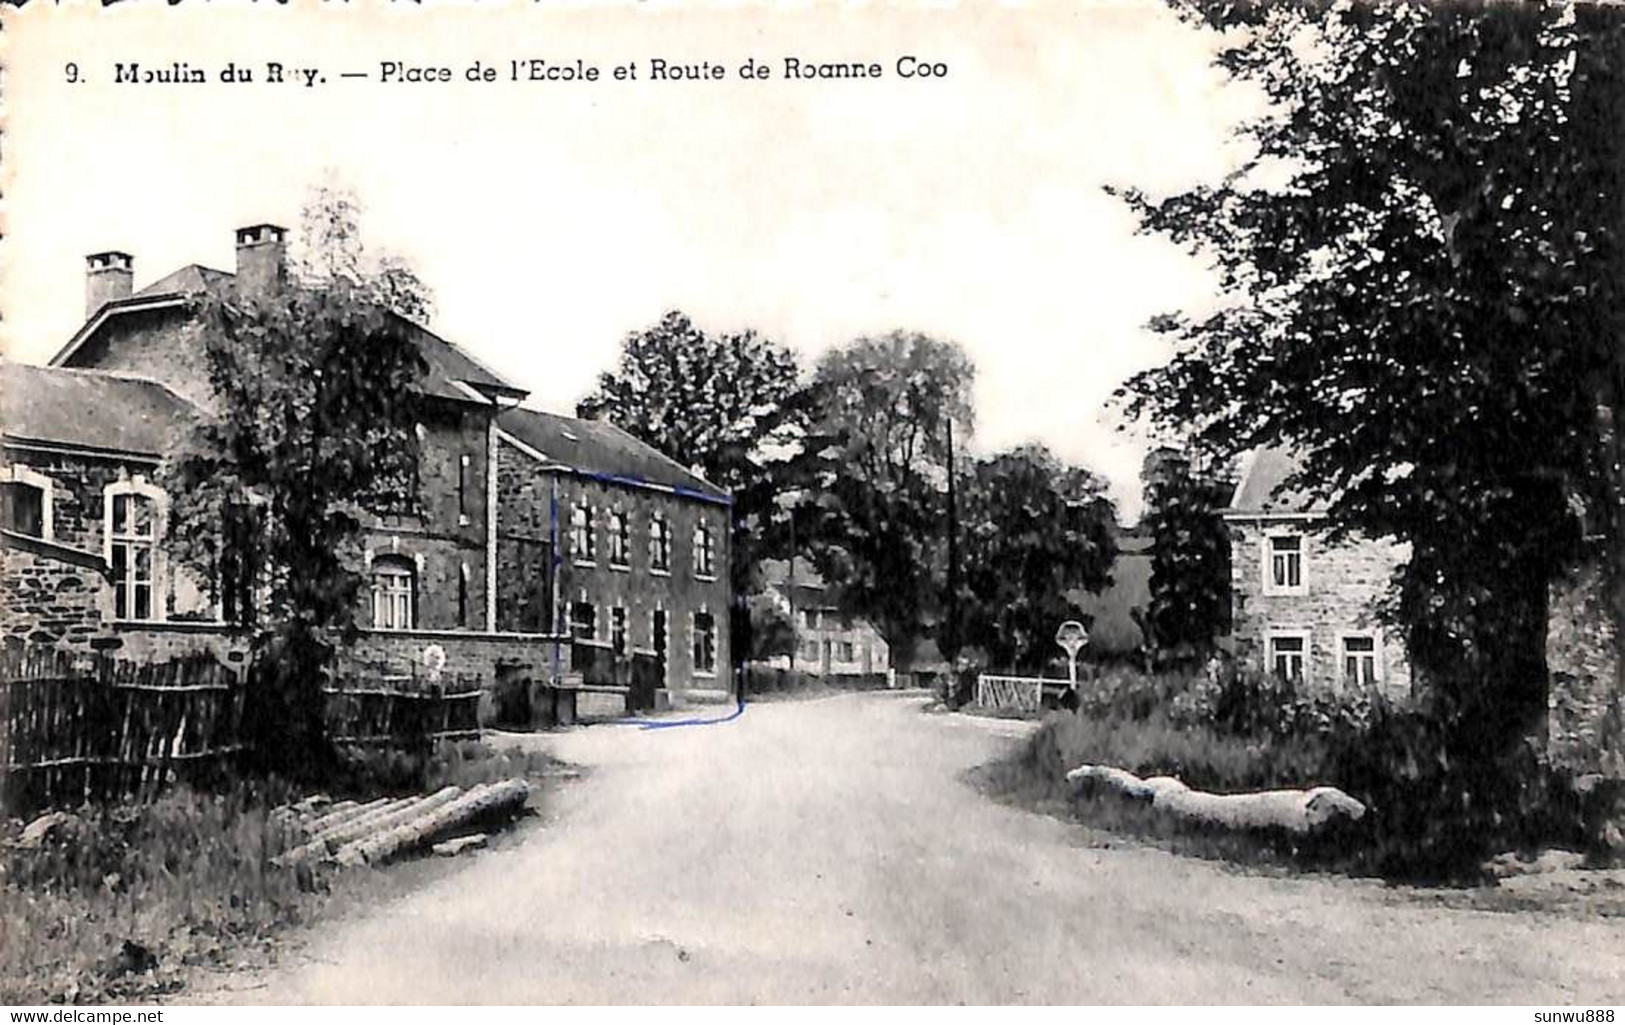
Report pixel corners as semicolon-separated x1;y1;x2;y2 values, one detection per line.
163;186;430;778
1139;446;1233;665
1118;2;1625;770
798;331;975;667
955;445;1118;673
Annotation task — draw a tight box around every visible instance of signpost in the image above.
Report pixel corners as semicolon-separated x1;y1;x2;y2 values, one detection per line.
1056;620;1089;688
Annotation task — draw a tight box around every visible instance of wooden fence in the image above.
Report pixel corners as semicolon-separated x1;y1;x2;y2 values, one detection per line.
974;673;1075;713
0;645;246;816
1;646;486;817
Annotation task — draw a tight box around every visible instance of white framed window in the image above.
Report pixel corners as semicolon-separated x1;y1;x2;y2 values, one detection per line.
2;465;54;540
608;510;630;568
571;600;597;641
104;479;165;622
1266;631;1309;683
649;512;671;573
692;609;717;676
693;520;715;579
1263;533;1308;595
1340;633;1381;687
570;504;596;563
371;556;415;631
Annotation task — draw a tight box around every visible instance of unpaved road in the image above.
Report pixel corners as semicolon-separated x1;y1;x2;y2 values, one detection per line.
213;692;1625;1004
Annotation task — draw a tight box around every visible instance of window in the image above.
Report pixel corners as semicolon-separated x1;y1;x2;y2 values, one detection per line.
457;453;471;526
649;513;671;573
0;481;44;538
570;504;596;563
693;610;717;675
220;502;260;628
1267;633;1307;682
1265;534;1306;595
608;511;630;568
838;641;855;662
1341;634;1379;687
108;490;160;621
571;600;597;641
371;557;415;631
693;520;715;578
457;562;470;628
611;606;628;656
652;609;668;665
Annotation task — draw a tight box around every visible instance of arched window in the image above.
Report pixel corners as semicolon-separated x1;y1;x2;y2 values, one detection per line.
649;512;671;573
105;480;164;622
693;520;715;578
372;556;416;631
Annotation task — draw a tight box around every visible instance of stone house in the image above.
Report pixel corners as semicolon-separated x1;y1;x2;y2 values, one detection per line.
1;225;558;679
1224;447;1413;697
1226;447;1620;766
755;559;889;679
494;407;734;701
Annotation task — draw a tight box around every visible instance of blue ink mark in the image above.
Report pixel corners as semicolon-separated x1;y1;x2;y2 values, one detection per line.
616;700;746;731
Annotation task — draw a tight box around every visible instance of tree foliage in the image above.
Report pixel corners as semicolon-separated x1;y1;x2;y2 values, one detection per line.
798;331;976;666
955;444;1118;673
163;186;430;778
1139;447;1233;665
1117;2;1625;763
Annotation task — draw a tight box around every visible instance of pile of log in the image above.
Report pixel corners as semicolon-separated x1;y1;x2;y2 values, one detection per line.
272;779;530;868
1065;763;1365;834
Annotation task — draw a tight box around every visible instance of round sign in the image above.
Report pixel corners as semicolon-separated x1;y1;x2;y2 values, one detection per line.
1055;620;1089;657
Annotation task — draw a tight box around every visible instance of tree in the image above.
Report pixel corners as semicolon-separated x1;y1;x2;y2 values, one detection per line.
955;445;1118;673
1116;2;1625;777
162;186;430;779
744;591;797;663
799;331;976;667
1139;447;1233;665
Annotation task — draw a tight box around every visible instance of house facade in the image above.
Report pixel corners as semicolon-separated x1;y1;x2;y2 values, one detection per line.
1225;447;1621;768
494;408;734;700
1;225;559;682
1224;448;1413;697
756;560;889;679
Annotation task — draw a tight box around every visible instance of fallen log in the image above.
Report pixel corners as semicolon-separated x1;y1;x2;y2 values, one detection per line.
337;779;530;867
432;834;488;857
274;789;462;867
1065;763;1365;833
301;799;380;835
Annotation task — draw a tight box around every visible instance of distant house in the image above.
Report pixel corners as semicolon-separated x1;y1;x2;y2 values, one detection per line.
1223;448;1413;697
494;408;734;701
756;559;889;679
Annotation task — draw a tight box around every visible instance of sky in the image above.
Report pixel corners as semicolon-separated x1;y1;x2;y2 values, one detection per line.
2;0;1263;521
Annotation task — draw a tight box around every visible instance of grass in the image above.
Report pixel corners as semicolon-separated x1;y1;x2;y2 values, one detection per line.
0;738;574;1004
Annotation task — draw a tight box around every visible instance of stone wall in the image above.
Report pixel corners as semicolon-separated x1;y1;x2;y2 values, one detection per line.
1227;516;1412;697
0;542;105;648
496;436;733;696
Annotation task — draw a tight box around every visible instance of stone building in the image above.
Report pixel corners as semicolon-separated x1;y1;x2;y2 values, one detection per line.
755;559;889;679
1224;447;1412;697
1226;447;1620;767
1;225;558;678
494;407;734;701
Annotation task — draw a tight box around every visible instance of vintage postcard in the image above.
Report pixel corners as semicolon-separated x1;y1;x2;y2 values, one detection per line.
1;0;1623;1009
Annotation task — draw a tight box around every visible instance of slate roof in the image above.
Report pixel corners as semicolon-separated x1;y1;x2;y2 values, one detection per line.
497;407;729;503
0;362;192;457
1226;447;1325;515
58;265;525;406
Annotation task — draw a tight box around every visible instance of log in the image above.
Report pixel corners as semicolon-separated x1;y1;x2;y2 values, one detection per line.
301;799;378;835
337;779;530;867
1065;763;1365;833
274;789;462;867
431;834;488;857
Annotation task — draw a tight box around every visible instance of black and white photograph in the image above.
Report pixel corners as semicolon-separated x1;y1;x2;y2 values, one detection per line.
1;0;1624;1008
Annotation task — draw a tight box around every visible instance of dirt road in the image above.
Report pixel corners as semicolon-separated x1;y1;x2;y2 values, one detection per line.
219;692;1625;1004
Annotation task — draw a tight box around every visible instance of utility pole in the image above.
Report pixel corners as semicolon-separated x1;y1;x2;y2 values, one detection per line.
787;506;797;673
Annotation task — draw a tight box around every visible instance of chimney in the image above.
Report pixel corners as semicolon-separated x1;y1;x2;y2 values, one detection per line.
234;223;288;297
85;251;134;318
